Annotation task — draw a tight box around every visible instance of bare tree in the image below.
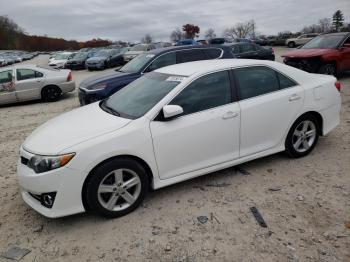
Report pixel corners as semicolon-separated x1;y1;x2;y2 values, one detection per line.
318;18;332;33
205;28;216;40
170;28;184;42
223;20;255;39
141;33;153;44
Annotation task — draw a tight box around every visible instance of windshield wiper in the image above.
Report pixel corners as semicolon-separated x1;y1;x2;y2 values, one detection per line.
100;100;120;116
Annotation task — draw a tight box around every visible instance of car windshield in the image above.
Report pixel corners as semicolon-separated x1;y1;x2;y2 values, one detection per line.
118;53;154;73
95;50;109;57
54;53;71;59
73;52;88;59
102;72;181;119
301;35;345;49
130;45;148;51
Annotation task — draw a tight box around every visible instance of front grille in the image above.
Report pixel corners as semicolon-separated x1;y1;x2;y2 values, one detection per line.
21;156;29;166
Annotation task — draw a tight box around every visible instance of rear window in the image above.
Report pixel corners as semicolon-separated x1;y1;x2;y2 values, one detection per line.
204;48;222;59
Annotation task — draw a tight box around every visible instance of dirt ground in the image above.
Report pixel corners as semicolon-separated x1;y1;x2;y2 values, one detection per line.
0;48;349;262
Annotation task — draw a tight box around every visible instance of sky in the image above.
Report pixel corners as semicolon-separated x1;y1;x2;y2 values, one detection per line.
1;0;349;42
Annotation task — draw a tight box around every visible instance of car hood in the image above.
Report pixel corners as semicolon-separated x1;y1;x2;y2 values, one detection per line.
79;70;133;88
87;56;107;62
282;48;335;58
124;51;144;56
22;102;132;155
49;59;67;64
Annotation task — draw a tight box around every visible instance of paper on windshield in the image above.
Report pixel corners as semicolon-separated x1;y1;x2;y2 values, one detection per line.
166;76;187;82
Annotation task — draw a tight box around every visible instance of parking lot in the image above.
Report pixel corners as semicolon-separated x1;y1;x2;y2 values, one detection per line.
0;47;349;261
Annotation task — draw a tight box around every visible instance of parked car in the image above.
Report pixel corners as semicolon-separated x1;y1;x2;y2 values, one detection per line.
175;39;200;46
123;44;156;63
251;37;268;46
0;58;6;67
65;52;92;70
0;65;75;105
226;42;275;60
78;45;234;105
235;38;252;43
267;36;288;46
17;59;341;218
209;38;228;44
285;33;319;48
282;32;350;75
48;52;74;69
85;49;127;70
197;39;208;45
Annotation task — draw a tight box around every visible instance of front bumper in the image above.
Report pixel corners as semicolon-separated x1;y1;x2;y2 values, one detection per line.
17;148;85;218
283;57;320;73
66;63;85;70
86;62;105;69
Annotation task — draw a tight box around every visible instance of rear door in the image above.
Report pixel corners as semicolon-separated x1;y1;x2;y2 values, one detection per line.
238;44;259;59
0;69;17;104
234;66;304;157
15;68;45;101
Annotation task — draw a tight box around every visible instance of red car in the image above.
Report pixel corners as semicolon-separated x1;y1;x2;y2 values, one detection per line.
282;32;350;76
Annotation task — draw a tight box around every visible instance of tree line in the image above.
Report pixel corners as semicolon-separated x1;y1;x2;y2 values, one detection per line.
0;16;112;51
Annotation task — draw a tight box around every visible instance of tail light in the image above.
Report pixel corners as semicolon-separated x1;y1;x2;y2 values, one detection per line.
335;81;341;92
67;71;72;82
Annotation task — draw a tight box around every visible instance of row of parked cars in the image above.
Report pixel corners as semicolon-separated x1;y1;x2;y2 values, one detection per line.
0;51;38;67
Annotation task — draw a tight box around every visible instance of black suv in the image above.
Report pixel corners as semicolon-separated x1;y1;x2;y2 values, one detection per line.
78;45;234;105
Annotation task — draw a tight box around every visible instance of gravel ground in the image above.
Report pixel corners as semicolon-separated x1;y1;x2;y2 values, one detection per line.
0;48;349;262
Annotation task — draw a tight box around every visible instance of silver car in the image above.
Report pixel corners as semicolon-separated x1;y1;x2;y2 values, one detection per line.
0;65;75;105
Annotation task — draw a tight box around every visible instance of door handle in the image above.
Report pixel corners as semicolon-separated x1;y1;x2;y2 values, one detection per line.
289;94;301;101
222;111;239;119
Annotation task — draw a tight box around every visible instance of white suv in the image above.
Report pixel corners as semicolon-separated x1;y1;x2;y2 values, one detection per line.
285;33;319;48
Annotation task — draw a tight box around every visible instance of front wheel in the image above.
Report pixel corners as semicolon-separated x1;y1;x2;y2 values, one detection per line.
288;42;295;48
85;158;149;218
285;115;319;158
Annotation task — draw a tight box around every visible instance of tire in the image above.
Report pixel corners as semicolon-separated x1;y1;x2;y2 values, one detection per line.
41;85;62;102
318;63;337;76
285;114;320;158
288;42;295;48
85;158;149;218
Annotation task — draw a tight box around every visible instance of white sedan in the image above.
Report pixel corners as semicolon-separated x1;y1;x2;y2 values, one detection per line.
0;65;75;105
17;59;341;218
48;52;74;69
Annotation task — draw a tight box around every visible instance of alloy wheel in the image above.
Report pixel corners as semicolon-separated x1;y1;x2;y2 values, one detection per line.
97;168;141;211
292;120;317;153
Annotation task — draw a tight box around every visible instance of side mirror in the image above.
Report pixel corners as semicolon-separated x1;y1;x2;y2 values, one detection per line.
162;105;183;119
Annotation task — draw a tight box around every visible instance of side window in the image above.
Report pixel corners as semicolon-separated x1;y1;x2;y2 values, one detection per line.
16;69;36;81
147;52;176;72
0;70;13;84
35;71;44;78
239;44;256;53
277;72;297;89
235;66;279;100
177;49;206;63
204;48;222;59
170;71;231;116
231;45;240;54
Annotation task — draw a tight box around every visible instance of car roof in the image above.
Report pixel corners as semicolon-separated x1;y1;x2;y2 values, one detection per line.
155;59;278;77
148;45;228;55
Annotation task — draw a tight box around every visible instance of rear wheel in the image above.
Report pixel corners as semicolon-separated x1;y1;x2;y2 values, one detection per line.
85;158;149;218
285;114;319;158
41;85;62;102
318;63;337;76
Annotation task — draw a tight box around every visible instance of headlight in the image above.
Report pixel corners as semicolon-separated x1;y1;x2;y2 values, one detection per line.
86;82;108;91
28;153;75;173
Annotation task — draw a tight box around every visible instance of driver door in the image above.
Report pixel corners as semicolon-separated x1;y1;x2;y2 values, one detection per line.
150;70;240;179
0;69;16;104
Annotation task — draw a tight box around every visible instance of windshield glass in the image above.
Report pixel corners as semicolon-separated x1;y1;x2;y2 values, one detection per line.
118;53;154;73
54;53;71;59
103;72;181;119
130;45;148;51
302;35;344;49
95;50;109;57
73;52;88;59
